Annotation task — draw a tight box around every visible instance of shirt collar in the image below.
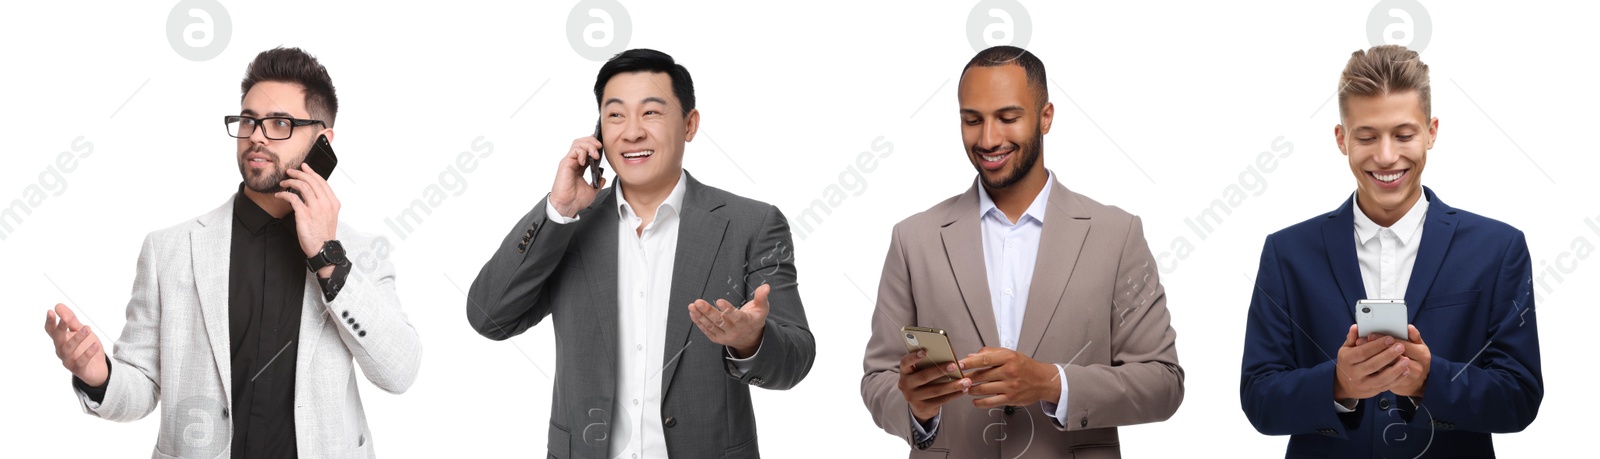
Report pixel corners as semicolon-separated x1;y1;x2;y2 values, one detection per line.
232;182;294;235
1352;192;1429;244
977;170;1053;226
616;170;689;223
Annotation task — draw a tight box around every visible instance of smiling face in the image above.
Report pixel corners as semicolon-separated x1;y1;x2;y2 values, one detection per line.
237;80;333;193
957;64;1053;191
599;71;697;192
1335;90;1437;222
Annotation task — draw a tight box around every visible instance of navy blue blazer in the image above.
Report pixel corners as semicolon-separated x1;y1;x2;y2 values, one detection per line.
1240;187;1542;458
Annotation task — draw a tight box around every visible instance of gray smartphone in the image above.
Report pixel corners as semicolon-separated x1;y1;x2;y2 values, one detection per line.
1356;299;1408;339
901;326;963;383
589;122;605;189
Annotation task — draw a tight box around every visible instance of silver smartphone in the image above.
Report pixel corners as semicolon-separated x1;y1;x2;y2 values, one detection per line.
1356;299;1408;339
901;326;964;383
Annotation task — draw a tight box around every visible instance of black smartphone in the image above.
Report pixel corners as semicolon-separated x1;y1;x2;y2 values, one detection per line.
589;122;604;189
289;135;338;200
304;134;338;179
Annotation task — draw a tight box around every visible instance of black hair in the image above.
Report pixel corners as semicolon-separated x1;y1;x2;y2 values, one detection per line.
961;45;1048;107
240;47;338;126
593;48;695;115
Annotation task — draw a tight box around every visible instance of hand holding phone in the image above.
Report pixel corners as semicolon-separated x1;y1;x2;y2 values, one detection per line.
898;326;970;423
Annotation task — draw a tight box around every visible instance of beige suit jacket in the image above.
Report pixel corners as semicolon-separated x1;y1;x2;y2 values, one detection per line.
862;178;1183;458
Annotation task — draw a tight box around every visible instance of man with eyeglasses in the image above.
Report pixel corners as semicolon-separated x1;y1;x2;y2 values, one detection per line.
42;47;421;458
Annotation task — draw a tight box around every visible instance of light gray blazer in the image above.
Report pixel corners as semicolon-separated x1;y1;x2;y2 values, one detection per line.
467;171;815;458
75;196;422;458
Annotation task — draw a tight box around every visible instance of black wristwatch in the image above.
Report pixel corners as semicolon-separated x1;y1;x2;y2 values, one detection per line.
306;240;352;301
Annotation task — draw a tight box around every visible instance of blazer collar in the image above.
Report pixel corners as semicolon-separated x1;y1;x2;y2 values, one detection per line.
1321;186;1459;323
191;196;237;404
941;174;1091;355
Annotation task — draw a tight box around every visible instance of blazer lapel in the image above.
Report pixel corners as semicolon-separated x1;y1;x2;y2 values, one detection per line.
1320;196;1365;322
190;198;235;403
662;173;727;399
580;186;622;389
940;183;1000;349
1017;182;1090;357
1404;188;1458;324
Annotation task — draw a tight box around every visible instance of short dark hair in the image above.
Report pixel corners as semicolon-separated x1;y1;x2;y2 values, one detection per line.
961;45;1048;107
240;47;339;127
593;48;695;116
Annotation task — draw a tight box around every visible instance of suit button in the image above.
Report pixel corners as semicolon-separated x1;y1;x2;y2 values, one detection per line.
750;377;763;386
222;408;229;419
1379;398;1391;410
358;330;367;338
1079;417;1088;428
341;311;349;318
1004;406;1015;415
663;417;676;427
352;323;360;330
347;318;355;325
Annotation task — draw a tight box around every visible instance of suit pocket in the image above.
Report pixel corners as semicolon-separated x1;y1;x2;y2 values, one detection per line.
547;422;571;459
1421;290;1480;311
723;434;759;458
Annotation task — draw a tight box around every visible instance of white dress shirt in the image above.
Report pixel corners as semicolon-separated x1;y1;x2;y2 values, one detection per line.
1335;193;1428;412
544;172;754;457
914;173;1071;439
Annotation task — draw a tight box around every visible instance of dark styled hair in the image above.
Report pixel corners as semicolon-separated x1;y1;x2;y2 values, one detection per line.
593;48;695;115
240;47;338;127
961;45;1048;107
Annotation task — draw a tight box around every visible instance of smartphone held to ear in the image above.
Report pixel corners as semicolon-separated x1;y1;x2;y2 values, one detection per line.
289;135;338;200
901;326;964;383
589;123;605;189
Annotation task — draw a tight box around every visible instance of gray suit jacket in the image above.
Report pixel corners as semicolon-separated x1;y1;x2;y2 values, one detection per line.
467;171;814;459
75;196;422;458
862;179;1184;458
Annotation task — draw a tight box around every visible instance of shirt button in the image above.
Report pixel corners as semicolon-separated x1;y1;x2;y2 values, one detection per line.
637;291;644;298
636;344;644;351
1004;288;1013;296
633;399;639;406
1379;398;1391;410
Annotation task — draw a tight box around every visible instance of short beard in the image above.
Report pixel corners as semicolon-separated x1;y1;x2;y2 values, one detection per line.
239;145;292;194
973;128;1043;190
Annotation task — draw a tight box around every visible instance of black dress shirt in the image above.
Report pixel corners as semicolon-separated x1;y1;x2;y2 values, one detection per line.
227;187;306;459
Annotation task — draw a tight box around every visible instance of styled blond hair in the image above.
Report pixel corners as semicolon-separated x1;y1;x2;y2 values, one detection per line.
1337;44;1431;120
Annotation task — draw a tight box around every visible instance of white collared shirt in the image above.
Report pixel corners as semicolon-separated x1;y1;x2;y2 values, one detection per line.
609;172;688;459
1353;194;1429;302
544;171;754;457
1334;192;1428;412
912;172;1071;440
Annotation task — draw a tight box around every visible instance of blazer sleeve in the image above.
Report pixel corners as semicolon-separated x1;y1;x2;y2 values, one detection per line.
1059;215;1185;430
320;230;422;394
466;195;581;341
78;233;162;422
1415;230;1542;432
860;223;919;446
1239;235;1356;437
728;205;814;390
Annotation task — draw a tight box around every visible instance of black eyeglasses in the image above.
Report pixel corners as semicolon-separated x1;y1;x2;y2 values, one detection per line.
223;115;325;140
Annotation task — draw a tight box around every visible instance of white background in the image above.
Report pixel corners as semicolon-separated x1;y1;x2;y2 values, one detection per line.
2;1;1594;456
